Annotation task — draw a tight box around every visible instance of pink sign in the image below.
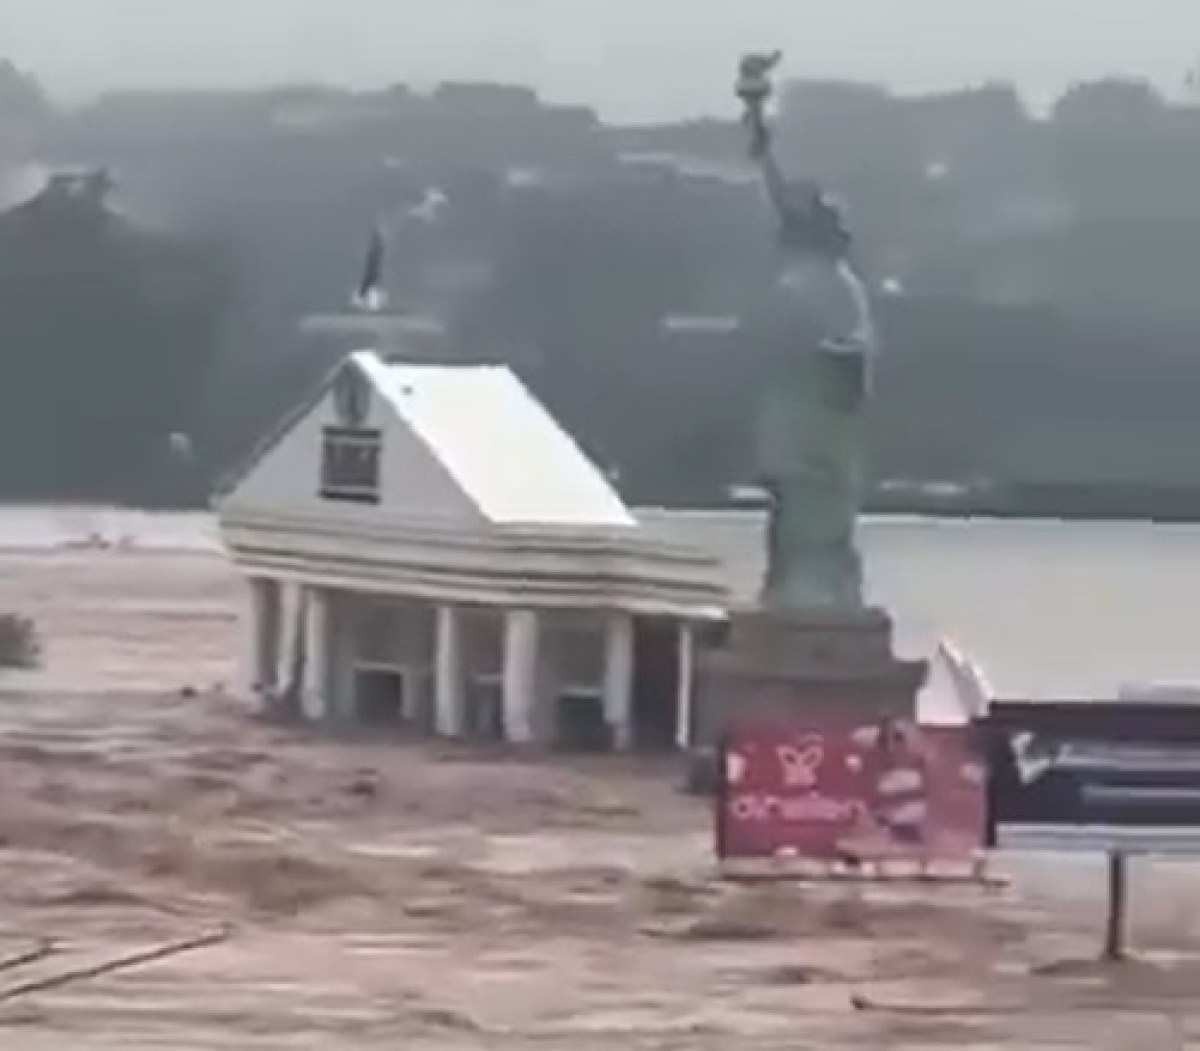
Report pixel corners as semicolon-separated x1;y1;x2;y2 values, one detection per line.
718;716;986;863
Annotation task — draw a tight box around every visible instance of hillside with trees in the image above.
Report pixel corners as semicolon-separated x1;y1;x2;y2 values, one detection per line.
1;62;1199;513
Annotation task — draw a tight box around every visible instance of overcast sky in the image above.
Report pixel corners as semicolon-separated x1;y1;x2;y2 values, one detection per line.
5;0;1200;121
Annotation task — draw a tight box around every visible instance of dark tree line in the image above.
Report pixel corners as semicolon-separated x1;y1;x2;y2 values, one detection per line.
1;63;1200;512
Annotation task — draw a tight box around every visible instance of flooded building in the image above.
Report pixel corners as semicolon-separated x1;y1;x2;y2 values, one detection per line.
217;349;724;751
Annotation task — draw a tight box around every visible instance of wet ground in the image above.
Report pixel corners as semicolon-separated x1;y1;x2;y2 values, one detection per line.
3;548;1200;1048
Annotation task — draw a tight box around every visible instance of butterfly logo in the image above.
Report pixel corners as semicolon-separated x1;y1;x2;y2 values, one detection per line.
776;737;825;788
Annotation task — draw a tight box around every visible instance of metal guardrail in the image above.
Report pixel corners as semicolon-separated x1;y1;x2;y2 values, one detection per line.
984;700;1200;959
997;823;1200;855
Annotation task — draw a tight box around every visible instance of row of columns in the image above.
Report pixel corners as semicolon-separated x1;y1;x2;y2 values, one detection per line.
244;578;337;721
244;577;695;751
434;605;631;747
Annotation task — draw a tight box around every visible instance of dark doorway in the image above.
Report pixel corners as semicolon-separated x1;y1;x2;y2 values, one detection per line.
556;688;610;753
633;618;679;751
355;669;405;725
466;676;504;741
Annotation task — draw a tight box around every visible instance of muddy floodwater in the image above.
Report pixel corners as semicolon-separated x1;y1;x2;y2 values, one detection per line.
3;544;1200;1047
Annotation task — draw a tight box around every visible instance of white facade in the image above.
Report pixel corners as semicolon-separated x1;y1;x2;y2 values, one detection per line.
218;350;725;751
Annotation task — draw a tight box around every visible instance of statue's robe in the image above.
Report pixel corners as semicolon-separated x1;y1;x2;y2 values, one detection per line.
756;254;872;610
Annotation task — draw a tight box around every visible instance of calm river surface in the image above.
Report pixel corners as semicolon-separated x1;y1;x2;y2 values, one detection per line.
3;506;1199;701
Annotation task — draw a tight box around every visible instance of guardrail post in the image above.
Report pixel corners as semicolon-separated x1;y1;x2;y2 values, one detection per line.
1103;851;1128;961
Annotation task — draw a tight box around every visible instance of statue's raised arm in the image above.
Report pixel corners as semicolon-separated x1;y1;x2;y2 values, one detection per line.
736;52;791;218
736;51;852;264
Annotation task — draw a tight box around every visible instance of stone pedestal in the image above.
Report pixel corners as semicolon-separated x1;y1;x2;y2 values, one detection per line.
693;606;926;745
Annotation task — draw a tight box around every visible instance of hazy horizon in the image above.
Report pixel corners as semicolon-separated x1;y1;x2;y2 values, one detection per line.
5;0;1200;122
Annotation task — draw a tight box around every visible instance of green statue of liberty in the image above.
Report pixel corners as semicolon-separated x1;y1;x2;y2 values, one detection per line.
736;52;876;610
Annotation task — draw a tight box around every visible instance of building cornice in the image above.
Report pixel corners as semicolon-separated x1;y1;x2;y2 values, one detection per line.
219;504;728;619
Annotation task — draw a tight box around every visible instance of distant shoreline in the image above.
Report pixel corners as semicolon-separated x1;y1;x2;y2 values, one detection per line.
868;484;1200;523
6;496;1200;527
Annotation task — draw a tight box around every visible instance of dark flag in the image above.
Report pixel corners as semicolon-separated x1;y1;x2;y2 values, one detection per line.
354;225;386;310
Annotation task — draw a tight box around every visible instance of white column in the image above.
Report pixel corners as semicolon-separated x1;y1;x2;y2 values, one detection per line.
329;593;358;723
435;605;466;738
244;577;281;697
603;611;635;752
676;621;695;751
502;609;539;744
276;582;304;697
302;586;332;722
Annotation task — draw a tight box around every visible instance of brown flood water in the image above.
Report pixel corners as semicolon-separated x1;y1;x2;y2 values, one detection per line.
2;548;1200;1048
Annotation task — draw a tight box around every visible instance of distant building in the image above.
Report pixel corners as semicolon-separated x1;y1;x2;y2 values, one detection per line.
432;82;541;113
217;350;724;751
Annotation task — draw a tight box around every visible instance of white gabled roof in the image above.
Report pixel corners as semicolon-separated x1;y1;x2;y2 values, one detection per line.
354;351;635;528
